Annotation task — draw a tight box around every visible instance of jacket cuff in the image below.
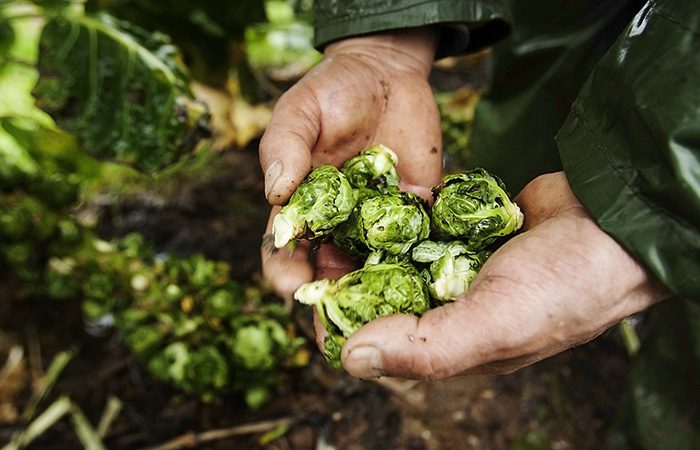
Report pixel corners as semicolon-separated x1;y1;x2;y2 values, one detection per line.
313;0;511;58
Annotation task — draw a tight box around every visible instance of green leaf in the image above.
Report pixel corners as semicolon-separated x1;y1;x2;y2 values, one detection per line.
0;14;15;67
86;0;265;83
32;13;208;173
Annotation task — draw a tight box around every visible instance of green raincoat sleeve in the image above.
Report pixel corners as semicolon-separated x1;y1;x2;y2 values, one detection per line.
313;0;511;56
556;0;700;301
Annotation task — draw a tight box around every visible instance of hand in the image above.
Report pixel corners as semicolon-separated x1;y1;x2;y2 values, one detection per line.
337;172;670;379
260;28;443;298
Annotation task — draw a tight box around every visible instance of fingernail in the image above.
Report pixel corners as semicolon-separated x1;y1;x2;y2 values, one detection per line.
343;345;383;378
264;159;282;200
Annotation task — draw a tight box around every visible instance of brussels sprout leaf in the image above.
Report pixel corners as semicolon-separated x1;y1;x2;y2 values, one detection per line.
32;13;208;172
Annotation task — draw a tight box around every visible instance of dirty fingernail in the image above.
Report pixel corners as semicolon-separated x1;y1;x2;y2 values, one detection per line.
264;159;282;200
343;345;383;378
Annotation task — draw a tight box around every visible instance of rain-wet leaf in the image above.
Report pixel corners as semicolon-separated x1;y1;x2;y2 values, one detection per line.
33;13;208;172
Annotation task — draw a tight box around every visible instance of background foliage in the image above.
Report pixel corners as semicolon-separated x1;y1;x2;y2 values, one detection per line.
1;1;692;449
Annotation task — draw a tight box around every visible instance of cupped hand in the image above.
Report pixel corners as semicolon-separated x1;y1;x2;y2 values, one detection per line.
338;172;670;379
260;28;444;298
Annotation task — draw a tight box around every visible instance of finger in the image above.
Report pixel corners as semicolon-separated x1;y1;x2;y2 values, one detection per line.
259;85;320;204
398;181;434;205
314;242;359;280
340;283;567;380
515;172;583;229
261;207;313;299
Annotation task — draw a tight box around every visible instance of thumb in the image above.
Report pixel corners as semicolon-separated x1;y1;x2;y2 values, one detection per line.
340;278;538;380
259;86;320;204
339;302;478;380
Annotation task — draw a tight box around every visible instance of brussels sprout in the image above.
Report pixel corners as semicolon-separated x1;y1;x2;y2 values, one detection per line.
148;342;189;385
358;188;430;255
412;240;490;303
331;186;380;258
203;287;243;319
232;325;276;370
273;165;357;248
295;261;429;367
341;144;400;190
183;345;229;397
244;385;272;410
0;206;32;239
124;325;166;356
431;168;523;250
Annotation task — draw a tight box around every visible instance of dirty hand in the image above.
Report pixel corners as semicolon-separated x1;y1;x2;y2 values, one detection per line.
260;28;443;298
338;172;670;379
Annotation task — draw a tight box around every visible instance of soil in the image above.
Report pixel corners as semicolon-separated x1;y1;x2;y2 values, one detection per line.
0;144;633;450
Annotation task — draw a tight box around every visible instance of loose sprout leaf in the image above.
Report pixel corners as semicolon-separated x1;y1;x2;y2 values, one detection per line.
272;165;357;248
295;262;429;367
431;168;524;250
32;13;208;173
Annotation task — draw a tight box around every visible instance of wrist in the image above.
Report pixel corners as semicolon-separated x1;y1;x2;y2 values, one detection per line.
324;27;438;77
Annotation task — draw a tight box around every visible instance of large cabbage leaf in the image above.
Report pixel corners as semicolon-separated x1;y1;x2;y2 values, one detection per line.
32;13;208;172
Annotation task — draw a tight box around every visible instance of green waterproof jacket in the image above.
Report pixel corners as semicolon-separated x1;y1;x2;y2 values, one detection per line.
313;0;700;448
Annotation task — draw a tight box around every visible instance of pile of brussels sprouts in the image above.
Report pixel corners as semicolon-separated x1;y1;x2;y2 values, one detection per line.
272;145;524;367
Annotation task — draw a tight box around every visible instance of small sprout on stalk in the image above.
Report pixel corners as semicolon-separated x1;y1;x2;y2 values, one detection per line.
295;262;429;367
272;165;357;248
431;168;524;250
358;188;430;255
412;240;490;303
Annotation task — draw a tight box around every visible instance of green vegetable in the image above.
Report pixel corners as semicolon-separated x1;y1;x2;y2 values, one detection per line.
358;188;430;255
331;187;379;258
431;168;524;250
341;144;400;190
295;261;429;367
272;164;357;248
412;240;490;303
287;150;524;366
